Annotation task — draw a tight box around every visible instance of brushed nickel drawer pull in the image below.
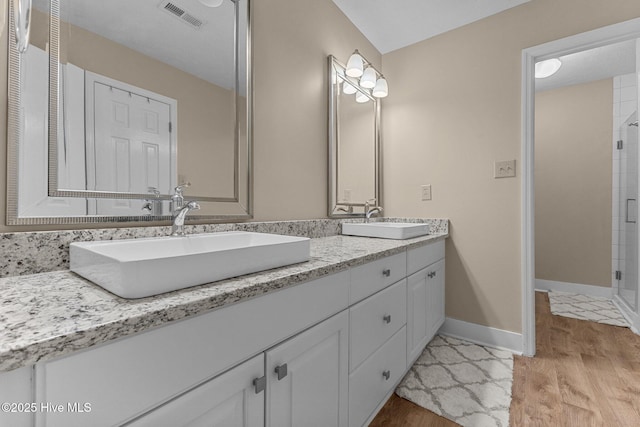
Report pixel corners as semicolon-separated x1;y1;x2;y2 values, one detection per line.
382;269;391;277
275;364;288;380
383;314;391;324
253;376;266;394
382;370;391;381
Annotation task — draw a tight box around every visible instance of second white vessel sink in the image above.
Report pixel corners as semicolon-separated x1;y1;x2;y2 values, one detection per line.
342;222;429;240
70;231;311;299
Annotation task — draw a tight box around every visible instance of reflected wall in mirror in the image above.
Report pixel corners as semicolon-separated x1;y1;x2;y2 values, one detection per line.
7;0;252;224
328;55;380;217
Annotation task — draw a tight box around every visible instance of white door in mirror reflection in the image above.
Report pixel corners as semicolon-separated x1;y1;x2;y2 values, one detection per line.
18;45;87;217
86;75;175;215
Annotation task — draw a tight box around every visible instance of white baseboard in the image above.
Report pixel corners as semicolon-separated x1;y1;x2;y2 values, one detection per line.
613;295;640;335
438;317;523;355
535;279;613;298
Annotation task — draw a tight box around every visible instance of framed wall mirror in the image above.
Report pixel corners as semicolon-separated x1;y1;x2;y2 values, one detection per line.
328;55;381;217
6;0;252;225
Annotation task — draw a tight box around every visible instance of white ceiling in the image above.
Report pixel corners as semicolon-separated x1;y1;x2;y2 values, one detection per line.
34;0;243;90
535;40;636;92
331;0;531;54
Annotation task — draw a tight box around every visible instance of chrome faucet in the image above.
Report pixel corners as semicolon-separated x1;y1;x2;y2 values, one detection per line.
172;201;200;236
364;199;383;223
171;182;191;210
171;183;199;236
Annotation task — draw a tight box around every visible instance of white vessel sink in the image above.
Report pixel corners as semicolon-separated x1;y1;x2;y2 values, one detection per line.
70;232;311;299
342;222;429;240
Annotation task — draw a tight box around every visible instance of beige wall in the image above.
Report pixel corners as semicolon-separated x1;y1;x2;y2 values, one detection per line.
251;0;380;220
382;0;640;332
0;0;380;231
535;80;613;287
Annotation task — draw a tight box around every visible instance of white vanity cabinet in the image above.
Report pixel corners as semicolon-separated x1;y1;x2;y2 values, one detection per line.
130;310;349;427
35;271;350;427
11;238;445;427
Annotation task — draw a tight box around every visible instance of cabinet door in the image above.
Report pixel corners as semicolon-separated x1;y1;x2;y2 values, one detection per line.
126;354;264;427
429;259;446;338
406;268;429;365
406;258;446;365
266;311;349;427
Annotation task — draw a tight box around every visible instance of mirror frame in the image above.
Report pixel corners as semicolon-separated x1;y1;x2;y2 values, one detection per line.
6;0;253;225
327;55;381;218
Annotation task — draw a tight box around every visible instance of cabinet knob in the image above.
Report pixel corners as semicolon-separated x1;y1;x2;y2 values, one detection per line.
275;363;288;380
382;269;391;277
382;370;391;381
383;314;391;324
428;271;435;278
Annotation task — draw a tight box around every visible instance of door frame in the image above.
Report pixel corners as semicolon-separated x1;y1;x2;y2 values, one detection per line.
521;17;640;356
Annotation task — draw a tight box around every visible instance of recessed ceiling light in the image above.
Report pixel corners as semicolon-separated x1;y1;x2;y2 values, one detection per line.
535;58;562;79
199;0;224;7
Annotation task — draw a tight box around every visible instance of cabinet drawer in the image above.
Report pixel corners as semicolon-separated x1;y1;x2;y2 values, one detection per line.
349;327;407;427
349;279;406;371
350;252;407;304
407;239;444;275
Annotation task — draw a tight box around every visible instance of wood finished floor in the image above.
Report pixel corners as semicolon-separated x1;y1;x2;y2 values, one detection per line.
370;291;640;427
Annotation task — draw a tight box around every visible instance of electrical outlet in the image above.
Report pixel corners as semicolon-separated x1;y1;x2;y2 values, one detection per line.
343;189;352;202
494;160;516;178
421;184;432;201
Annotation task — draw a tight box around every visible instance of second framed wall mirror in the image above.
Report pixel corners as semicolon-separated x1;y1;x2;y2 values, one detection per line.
328;54;383;218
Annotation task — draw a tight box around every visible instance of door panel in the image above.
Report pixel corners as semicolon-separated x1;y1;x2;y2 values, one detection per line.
266;311;349;427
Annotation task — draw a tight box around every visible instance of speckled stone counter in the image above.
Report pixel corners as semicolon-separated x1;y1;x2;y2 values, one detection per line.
0;232;447;373
0;218;448;277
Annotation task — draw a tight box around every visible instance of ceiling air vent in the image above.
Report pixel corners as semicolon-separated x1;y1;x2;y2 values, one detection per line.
159;0;205;30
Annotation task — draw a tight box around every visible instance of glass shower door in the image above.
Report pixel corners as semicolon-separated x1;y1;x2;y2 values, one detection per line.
619;112;638;311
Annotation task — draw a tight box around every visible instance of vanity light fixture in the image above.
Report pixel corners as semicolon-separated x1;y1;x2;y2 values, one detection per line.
343;81;357;95
355;90;370;103
535;58;562;78
199;0;224;7
372;76;388;98
360;67;377;89
346;50;364;77
344;49;389;98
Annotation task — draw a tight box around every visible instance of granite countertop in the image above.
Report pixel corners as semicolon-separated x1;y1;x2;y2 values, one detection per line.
0;233;447;373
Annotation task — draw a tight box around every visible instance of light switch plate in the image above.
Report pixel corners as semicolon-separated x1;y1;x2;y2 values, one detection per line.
421;184;432;201
494;160;516;178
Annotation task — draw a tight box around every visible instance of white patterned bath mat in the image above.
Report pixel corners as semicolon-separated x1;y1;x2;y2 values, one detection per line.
396;335;513;427
547;291;629;327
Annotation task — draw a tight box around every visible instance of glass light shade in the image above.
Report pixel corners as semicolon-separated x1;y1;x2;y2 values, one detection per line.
359;67;376;89
535;58;562;78
342;81;357;95
355;90;370;103
199;0;224;7
372;77;388;98
346;53;364;78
